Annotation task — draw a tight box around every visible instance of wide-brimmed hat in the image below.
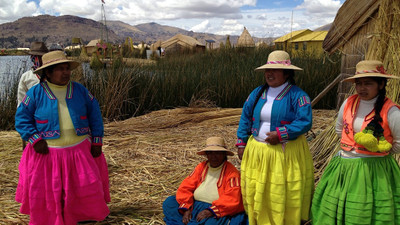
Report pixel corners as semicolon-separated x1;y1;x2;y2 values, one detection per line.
197;137;234;156
28;42;49;56
343;60;399;82
255;50;303;71
34;50;80;75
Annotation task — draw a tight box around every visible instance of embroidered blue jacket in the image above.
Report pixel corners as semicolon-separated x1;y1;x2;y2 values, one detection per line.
236;84;312;146
15;81;104;146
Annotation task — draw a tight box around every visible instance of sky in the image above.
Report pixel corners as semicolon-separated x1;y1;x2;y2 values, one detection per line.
0;0;345;38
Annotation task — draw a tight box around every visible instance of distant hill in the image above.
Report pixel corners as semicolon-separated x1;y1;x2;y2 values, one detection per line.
108;21;276;47
0;15;121;48
0;14;274;48
106;20;146;40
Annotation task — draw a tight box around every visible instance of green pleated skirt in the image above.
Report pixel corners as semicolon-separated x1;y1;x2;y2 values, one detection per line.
241;135;314;225
311;154;400;225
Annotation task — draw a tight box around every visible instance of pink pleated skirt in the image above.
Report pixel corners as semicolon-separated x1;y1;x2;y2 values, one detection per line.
15;138;110;225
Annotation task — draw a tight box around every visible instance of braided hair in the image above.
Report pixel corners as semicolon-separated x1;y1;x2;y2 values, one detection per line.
370;77;387;136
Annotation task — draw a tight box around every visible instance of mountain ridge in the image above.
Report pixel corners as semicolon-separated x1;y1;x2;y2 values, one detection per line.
0;15;274;48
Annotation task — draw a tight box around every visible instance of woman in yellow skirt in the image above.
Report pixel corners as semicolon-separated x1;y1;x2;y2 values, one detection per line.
236;50;314;225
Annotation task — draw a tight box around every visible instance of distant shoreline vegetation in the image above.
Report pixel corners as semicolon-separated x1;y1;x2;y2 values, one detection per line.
0;49;29;56
0;47;340;130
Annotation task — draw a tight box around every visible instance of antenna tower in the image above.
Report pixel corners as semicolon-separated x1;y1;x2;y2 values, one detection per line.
101;1;108;42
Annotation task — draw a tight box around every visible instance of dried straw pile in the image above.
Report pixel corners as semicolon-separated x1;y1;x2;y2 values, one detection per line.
0;107;334;224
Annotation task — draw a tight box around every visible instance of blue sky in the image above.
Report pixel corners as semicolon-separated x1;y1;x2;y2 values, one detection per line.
0;0;345;38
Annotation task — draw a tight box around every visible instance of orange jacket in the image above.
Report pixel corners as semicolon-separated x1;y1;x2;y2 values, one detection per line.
340;94;399;155
176;161;244;218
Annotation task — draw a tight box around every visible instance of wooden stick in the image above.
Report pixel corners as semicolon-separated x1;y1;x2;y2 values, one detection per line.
311;74;343;107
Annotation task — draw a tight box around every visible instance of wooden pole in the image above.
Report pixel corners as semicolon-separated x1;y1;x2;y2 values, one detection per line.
311;74;343;107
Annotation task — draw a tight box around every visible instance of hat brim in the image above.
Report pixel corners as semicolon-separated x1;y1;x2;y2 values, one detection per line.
197;146;234;156
342;73;399;83
255;64;303;71
34;60;80;75
28;51;47;56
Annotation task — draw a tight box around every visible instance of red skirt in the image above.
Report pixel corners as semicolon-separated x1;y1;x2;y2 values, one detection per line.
16;138;110;225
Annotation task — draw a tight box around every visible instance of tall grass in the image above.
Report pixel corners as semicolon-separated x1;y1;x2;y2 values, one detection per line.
0;47;340;130
0;81;18;130
292;50;341;109
81;47;340;121
0;57;28;130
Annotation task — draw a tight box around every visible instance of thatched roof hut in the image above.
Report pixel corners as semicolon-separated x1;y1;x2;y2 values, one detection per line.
161;34;205;54
312;0;400;179
150;40;162;51
237;27;255;48
323;0;400;108
85;39;102;56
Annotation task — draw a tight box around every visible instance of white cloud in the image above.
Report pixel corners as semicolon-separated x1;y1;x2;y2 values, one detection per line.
72;0;255;22
0;0;343;38
0;0;37;23
215;19;244;35
256;13;267;20
240;9;296;37
296;0;341;24
191;20;211;33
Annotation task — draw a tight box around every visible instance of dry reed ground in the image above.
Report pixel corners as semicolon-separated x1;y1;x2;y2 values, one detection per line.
0;108;335;224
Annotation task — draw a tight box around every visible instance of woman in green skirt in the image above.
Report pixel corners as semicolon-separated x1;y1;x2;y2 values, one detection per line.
236;50;314;225
311;60;400;224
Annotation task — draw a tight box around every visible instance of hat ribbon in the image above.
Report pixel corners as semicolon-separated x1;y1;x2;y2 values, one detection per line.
356;70;390;75
267;60;291;66
356;66;387;75
206;144;227;148
42;57;68;66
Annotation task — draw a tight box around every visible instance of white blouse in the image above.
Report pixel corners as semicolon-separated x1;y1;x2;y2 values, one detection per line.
254;82;289;143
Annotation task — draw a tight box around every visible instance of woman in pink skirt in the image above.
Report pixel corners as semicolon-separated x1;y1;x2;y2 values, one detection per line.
15;50;110;224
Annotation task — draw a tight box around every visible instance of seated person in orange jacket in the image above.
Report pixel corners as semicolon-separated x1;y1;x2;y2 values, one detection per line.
163;137;247;225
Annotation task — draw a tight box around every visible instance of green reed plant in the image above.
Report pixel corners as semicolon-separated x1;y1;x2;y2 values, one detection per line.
0;62;24;130
0;47;341;130
291;50;341;109
76;60;140;122
76;46;341;122
133;47;340;112
0;81;18;130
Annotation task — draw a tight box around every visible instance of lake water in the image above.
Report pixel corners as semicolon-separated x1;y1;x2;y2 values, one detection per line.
0;56;94;96
0;55;31;92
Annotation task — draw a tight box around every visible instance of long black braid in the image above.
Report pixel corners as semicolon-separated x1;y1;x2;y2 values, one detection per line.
369;77;387;137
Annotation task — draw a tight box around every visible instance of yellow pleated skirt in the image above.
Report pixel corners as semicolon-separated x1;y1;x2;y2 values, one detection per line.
241;135;314;225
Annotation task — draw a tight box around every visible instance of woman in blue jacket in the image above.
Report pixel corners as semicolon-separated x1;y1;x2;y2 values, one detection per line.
15;51;110;225
236;50;314;225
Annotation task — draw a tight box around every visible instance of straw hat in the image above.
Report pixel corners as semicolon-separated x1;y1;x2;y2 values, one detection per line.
255;50;303;71
34;50;80;75
197;137;234;156
28;42;49;55
343;60;399;82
